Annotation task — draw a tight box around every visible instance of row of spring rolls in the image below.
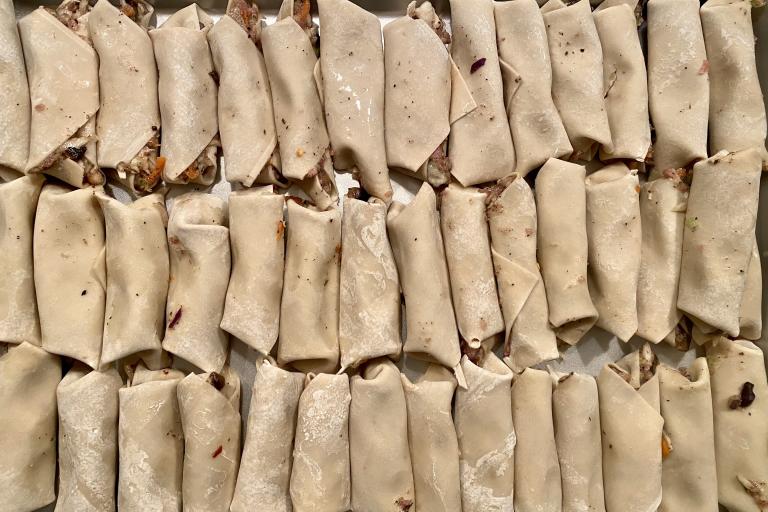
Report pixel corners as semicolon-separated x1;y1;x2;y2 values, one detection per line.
3;338;767;512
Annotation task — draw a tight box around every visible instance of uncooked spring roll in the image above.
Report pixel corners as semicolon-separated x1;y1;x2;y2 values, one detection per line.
150;4;220;185
350;359;415;510
542;0;611;159
163;192;230;372
677;149;761;336
34;184;105;368
441;183;504;347
448;0;516;185
647;0;708;174
177;368;241;512
0;342;60;512
317;0;392;201
19;0;103;188
487;175;558;371
739;239;763;340
89;0;162;194
56;366;122;512
585;163;641;341
98;193;169;368
0;175;43;345
0;0;30;175
278;200;341;373
454;353;515;512
118;365;184;511
707;338;768;512
231;360;303;512
401;366;461;511
535;158;597;345
657;360;718;512
290;373;351;512
598;345;663;512
494;0;571;175
552;372;606;512
387;182;463;381
511;368;561;512
339;195;401;371
221;188;284;355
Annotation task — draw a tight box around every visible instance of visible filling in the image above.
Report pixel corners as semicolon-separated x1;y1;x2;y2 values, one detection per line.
116;135;162;193
738;476;768;509
228;0;262;43
33;125;103;186
53;0;89;34
179;138;219;183
305;149;336;196
425;143;452;186
407;1;450;44
119;0;153;26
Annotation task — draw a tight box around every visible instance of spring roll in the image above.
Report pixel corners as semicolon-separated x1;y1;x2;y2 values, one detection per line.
401;366;461;511
221;188;284;355
0;342;60;512
677;149;761;336
0;0;30;174
350;359;414;510
19;0;103;188
707;338;768;512
177;368;241;512
231;360;304;512
448;0;516;185
511;368;561;512
598;345;663;512
441;183;504;347
585;163;641;341
317;0;392;201
494;0;571;175
339;195;401;371
387;182;462;381
290;373;351;512
657;360;718;512
487;175;558;371
739;239;762;340
89;0;162;194
647;0;708;174
0;175;43;345
34;184;105;368
163;192;230;372
535;158;597;345
118;364;184;512
56;366;121;512
150;4;220;185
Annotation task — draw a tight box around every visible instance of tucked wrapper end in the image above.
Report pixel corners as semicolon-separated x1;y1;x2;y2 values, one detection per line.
739;239;763;340
0;0;30;174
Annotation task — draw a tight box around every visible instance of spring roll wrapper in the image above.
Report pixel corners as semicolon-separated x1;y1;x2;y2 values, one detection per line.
701;0;767;162
401;367;461;511
221;188;284;354
495;0;571;176
34;185;105;368
441;184;504;347
594;4;651;161
535;159;597;344
585;164;641;341
290;373;352;512
231;360;304;512
177;368;241;512
0;0;30;173
552;372;606;512
339;197;401;370
598;351;663;512
350;359;415;510
163;192;230;372
487;175;558;371
387;182;463;380
739;238;762;340
56;367;121;512
0;342;60;512
636;177;687;344
0;175;43;345
657;360;718;512
317;0;392;201
677;149;761;336
448;0;516;185
647;0;708;175
454;354;516;512
510;368;561;512
278;202;341;373
151;4;219;185
117;366;184;512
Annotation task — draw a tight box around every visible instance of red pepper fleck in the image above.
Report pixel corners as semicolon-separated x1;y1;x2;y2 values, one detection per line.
698;60;710;75
212;445;223;458
169;307;183;329
470;58;486;74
